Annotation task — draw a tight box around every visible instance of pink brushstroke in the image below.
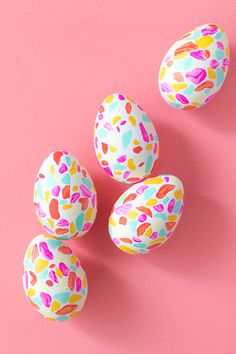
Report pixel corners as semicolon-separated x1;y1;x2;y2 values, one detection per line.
139;122;149;142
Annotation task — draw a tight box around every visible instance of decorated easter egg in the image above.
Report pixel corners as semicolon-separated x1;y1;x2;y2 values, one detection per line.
34;150;97;240
158;23;229;109
109;175;184;254
94;93;159;184
23;234;88;321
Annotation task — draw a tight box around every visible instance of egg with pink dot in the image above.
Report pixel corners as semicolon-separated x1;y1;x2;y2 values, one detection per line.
23;234;88;321
34;150;97;240
158;23;230;110
94;93;159;184
108;174;184;254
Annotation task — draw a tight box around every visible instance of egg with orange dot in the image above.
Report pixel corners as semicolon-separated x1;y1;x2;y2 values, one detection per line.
23;234;88;321
94;93;159;184
109;175;184;254
158;23;230;109
34;150;97;240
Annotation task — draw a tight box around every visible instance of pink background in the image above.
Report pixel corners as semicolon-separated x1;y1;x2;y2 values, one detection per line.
1;1;236;353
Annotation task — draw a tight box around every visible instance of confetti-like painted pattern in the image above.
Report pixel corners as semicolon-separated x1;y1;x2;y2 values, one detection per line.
23;235;88;321
159;23;229;109
94;93;159;184
109;175;184;254
34;151;97;240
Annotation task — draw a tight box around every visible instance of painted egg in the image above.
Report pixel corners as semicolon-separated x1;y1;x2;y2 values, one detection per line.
108;175;184;254
23;234;88;321
158;23;229;109
34;150;97;240
94;93;159;184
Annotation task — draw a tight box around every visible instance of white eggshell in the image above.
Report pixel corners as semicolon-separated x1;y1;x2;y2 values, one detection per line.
94;93;159;184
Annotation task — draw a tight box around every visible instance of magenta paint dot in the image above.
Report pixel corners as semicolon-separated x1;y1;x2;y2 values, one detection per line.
153;142;158;154
167;199;175;213
123;171;130;179
179;204;184;214
118;94;125;100
139;122;149;142
201;27;217;36
167;231;173;238
52;185;60;197
117;155;126;163
210;59;219;69
80;184;92;198
176;94;189;105
92;194;96;208
190;50;205;60
132;237;142;243
223;58;229;67
83;223;92;231
70;192;80;203
136;185;148;194
98;114;103;120
39;242;54;260
48;270;58;283
76;277;82;292
59;163;68;173
216;41;224;50
150;232;158;240
59;262;69;276
40;292;52;308
57;219;69;227
104;166;113;177
138;214;147;222
186;68;206;85
153;204;164;212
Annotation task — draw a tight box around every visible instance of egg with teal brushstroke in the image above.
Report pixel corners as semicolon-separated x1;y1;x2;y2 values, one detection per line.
23;234;88;321
108;175;184;254
158;23;229;109
34;150;97;240
94;93;159;184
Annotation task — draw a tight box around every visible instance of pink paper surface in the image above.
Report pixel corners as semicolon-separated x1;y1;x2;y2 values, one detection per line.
1;1;236;353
